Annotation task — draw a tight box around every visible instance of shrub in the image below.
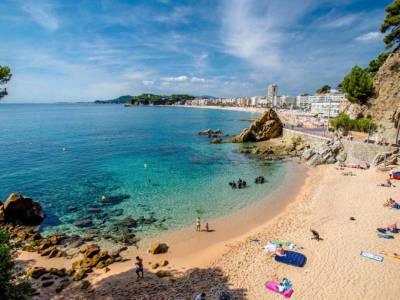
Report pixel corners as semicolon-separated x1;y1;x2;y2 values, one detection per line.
330;113;376;134
0;231;33;300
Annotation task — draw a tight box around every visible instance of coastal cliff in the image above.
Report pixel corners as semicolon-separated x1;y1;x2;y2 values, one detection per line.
367;48;400;142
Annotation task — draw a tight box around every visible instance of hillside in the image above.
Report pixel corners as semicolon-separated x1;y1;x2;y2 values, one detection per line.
94;94;195;105
367;48;400;142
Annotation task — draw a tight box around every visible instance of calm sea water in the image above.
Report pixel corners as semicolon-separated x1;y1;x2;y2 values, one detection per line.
0;104;287;238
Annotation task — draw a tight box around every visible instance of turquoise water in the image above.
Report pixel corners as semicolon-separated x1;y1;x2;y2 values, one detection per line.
0;104;287;239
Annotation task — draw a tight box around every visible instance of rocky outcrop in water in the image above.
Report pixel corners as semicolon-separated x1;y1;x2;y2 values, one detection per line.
198;129;221;136
1;193;45;225
232;109;283;143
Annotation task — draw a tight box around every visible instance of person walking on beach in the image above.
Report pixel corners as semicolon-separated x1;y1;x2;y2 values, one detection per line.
135;256;144;280
196;217;201;232
205;222;209;232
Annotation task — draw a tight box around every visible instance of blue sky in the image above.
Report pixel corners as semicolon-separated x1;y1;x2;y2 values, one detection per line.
0;0;392;102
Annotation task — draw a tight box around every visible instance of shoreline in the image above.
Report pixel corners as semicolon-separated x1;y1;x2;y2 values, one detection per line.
17;162;400;299
171;104;265;114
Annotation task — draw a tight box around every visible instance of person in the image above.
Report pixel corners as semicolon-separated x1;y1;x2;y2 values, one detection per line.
196;217;201;232
275;245;285;256
195;292;206;300
135;256;144;280
205;222;209;232
384;198;396;207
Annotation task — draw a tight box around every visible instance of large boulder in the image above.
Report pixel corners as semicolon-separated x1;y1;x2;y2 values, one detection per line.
198;129;222;136
232;109;283;143
2;193;45;225
149;243;169;255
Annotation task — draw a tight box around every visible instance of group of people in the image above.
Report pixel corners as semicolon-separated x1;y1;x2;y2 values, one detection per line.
379;179;396;187
196;216;210;232
228;178;247;189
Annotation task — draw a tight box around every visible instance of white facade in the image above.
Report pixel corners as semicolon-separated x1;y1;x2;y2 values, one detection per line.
311;102;341;118
280;95;296;107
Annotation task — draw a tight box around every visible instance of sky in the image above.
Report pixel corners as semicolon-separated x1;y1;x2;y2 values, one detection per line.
0;0;393;102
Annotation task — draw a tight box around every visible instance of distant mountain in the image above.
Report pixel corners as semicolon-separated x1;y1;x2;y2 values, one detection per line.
94;94;195;105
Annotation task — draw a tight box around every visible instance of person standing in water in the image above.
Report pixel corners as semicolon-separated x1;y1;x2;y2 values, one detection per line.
196;217;201;232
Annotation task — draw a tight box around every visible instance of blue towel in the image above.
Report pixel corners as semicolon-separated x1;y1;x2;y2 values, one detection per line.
275;251;306;267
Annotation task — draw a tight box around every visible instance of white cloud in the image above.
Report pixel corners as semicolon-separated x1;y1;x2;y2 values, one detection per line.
142;80;154;86
22;0;59;31
319;14;359;29
190;77;206;83
161;75;188;82
355;31;382;43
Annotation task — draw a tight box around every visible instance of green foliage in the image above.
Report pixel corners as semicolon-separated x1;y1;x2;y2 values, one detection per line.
95;94;195;105
0;65;12;99
0;231;33;300
340;65;374;104
366;52;390;76
381;0;400;49
316;85;331;94
131;94;195;105
330;113;377;134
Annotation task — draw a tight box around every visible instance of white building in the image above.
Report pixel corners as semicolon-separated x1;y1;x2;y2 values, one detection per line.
280;95;296;108
296;95;313;110
309;91;347;117
268;84;278;107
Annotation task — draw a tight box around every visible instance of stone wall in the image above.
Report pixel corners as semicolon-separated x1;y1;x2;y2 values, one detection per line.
282;129;388;164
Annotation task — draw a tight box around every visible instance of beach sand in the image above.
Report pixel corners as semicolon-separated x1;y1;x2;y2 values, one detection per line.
19;164;400;299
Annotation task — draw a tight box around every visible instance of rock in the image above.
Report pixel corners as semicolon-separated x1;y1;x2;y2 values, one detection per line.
49;268;66;277
74;218;93;228
42;280;54;288
40;246;56;257
326;156;337;164
149;243;169;255
198;129;221;136
302;149;315;160
27;267;48;279
67;206;78;212
155;270;172;278
55;281;70;293
151;262;160;269
48;247;60;258
81;280;91;290
0;205;5;222
80;244;100;258
160;260;169;267
2;193;45;225
210;138;223;144
232;109;283;143
41;275;52;281
121;216;137;228
109;208;124;217
73;270;87;281
336;152;347;162
308;154;325;166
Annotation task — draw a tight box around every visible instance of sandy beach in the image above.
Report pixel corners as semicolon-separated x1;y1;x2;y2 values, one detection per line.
18;159;400;300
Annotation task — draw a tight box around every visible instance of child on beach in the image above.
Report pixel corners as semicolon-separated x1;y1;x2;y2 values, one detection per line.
205;222;209;232
135;256;144;280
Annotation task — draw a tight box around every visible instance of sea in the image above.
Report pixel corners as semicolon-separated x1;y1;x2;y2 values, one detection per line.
0;104;288;239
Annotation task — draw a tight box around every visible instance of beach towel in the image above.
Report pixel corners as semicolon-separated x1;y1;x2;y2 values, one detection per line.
360;251;384;262
381;251;400;261
378;233;394;239
377;228;387;233
266;281;293;298
275;251;306;267
262;242;277;253
272;241;296;249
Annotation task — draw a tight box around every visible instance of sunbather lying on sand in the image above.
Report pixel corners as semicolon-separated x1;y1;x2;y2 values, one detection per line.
342;171;354;176
275;245;286;256
378;179;395;187
383;198;396;207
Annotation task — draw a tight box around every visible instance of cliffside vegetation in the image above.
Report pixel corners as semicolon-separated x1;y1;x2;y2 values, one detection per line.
0;231;33;300
316;85;331;94
0;65;12;100
338;1;399;106
381;0;400;49
330;113;376;134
